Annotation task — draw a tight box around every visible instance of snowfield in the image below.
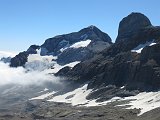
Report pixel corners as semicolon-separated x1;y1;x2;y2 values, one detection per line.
119;91;160;115
31;84;116;107
30;91;56;100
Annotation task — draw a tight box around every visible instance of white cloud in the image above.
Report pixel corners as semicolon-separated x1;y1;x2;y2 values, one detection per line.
0;61;61;86
0;51;17;58
0;50;79;86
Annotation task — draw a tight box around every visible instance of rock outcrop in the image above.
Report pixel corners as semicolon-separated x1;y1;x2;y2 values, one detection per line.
10;45;40;67
10;51;29;67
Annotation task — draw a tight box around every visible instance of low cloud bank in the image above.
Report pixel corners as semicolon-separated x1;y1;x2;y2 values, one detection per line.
0;62;60;86
0;51;60;86
0;51;17;58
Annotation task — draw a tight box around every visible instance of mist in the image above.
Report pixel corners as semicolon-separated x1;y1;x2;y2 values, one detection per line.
0;61;61;86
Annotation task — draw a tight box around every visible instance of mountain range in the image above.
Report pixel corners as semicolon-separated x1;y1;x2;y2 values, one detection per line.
1;12;160;120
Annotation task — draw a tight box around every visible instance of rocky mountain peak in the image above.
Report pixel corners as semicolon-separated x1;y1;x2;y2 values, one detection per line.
116;12;152;42
80;25;99;31
41;26;112;54
79;25;112;43
10;25;112;67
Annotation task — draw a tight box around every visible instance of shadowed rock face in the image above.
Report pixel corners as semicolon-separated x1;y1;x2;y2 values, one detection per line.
27;45;40;54
101;12;160;58
102;26;160;58
140;43;160;64
10;45;40;67
10;52;29;67
116;12;152;42
57;47;94;65
56;13;160;91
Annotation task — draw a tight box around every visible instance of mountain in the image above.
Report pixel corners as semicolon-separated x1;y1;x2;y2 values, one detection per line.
10;25;112;67
55;12;160;116
116;12;152;42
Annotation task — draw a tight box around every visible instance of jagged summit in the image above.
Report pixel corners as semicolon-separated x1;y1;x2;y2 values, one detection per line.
79;25;99;32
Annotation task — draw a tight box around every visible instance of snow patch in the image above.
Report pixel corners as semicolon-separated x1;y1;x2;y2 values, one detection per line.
64;61;80;68
70;39;91;49
60;39;91;52
131;40;157;53
48;61;80;74
47;84;120;107
120;86;125;89
48;84;92;106
30;91;56;100
120;91;160;115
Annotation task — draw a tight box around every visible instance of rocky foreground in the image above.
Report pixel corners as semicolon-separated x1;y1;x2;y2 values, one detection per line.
1;99;160;120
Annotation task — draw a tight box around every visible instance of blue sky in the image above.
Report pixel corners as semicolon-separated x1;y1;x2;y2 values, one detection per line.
0;0;160;51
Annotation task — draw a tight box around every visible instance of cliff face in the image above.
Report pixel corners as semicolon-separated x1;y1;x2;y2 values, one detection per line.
56;13;160;91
